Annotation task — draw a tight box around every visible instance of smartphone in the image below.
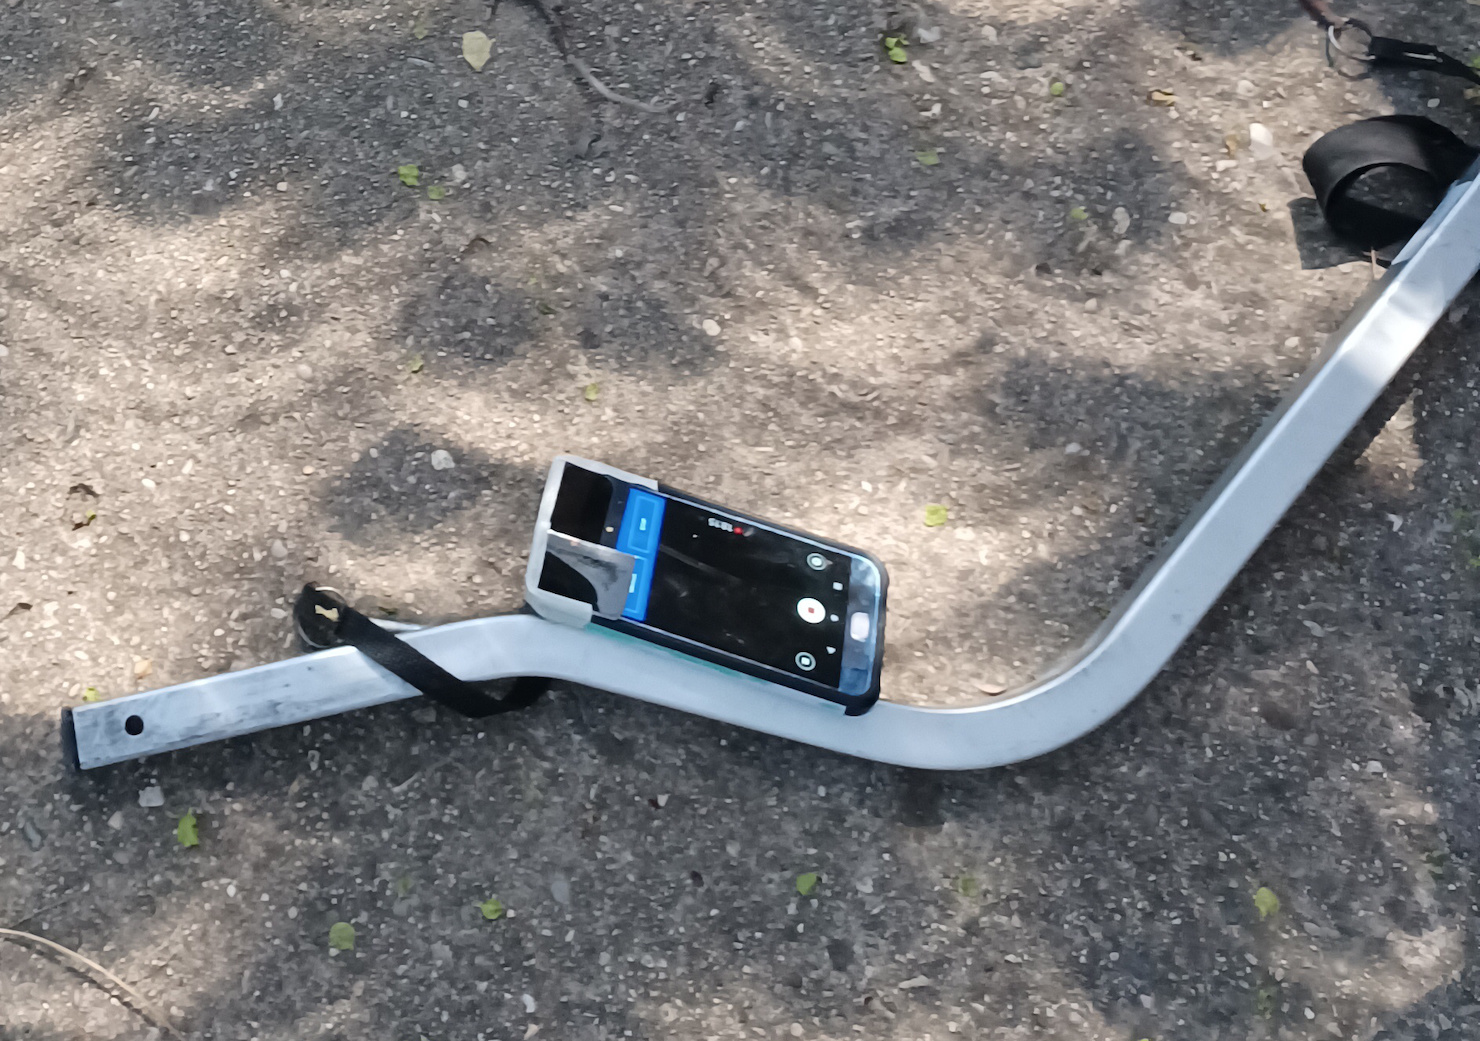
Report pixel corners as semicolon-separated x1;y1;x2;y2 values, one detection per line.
527;456;887;714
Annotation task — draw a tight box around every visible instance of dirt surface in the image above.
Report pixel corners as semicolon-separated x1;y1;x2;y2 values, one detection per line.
6;0;1480;1038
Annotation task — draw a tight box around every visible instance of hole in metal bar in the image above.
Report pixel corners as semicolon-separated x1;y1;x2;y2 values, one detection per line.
124;715;144;736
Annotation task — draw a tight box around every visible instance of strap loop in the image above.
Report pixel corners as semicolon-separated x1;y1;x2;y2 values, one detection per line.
292;584;547;719
1303;116;1479;253
1305;2;1480;85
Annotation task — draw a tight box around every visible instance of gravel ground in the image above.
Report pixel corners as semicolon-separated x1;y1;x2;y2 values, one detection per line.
5;0;1480;1038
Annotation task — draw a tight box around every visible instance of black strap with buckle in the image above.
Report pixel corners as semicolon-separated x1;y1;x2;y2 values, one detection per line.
1310;3;1480;87
292;584;547;719
1364;35;1480;86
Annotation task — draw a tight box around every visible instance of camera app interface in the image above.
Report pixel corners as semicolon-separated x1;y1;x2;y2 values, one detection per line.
616;490;851;686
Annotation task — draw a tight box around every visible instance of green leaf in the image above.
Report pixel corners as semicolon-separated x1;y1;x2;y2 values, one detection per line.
1253;886;1280;919
412;11;429;40
914;149;940;166
463;30;493;72
82;509;96;526
394;875;414;898
328;921;356;950
427;185;447;201
795;872;819;896
397;164;421;187
405;352;424;374
1050;81;1066;97
176;810;199;848
1255;982;1279;1019
924;504;949;527
1068;206;1088;221
1469;55;1480;70
81;686;101;703
583;382;600;402
535;300;557;316
478;897;504;921
956;874;978;898
883;37;908;63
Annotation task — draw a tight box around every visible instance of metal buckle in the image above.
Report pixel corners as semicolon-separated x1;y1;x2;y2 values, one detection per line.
1327;20;1375;65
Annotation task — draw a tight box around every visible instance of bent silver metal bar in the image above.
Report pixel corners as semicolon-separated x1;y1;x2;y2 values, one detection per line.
66;158;1480;772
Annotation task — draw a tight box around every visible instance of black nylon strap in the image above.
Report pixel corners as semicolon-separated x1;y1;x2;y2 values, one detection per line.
1302;115;1478;252
1367;36;1480;86
293;584;546;719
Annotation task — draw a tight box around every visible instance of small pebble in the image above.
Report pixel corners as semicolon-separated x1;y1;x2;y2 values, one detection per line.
1249;122;1276;160
1168;211;1189;226
138;785;165;808
702;319;721;337
296;363;312;379
107;811;124;830
430;449;455;471
270;539;288;560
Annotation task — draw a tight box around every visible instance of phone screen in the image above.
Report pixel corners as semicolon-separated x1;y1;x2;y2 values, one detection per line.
541;464;883;695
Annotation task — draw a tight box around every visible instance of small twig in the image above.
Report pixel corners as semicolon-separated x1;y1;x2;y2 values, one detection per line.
0;927;184;1040
522;0;674;113
5;895;68;930
565;55;674;113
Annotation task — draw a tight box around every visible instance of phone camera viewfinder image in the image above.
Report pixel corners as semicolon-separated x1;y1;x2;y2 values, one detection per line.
540;459;887;709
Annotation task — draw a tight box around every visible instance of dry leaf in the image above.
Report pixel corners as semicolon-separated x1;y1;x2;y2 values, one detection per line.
133;658;153;680
462;31;492;72
1147;89;1176;107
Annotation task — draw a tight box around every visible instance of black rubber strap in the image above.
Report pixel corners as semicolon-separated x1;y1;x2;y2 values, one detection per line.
293;584;546;719
1302;115;1478;251
1368;36;1480;86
